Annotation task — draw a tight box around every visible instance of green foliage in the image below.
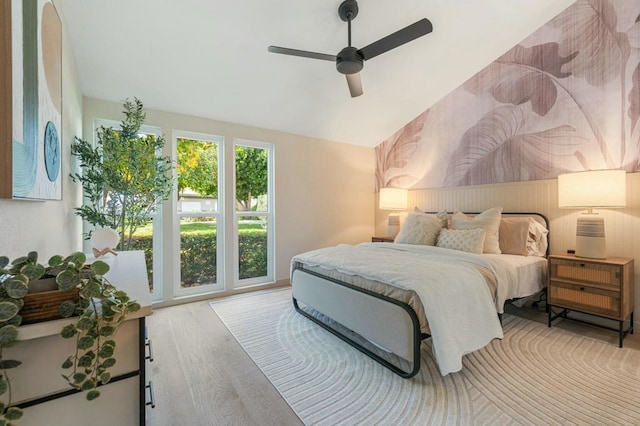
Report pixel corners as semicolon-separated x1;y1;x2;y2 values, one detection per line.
177;139;218;197
56;258;139;401
70;98;174;250
238;230;268;279
0;251;139;422
126;227;268;287
235;146;268;211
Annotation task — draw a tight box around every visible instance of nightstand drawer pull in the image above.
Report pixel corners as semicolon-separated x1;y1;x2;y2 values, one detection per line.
579;287;585;291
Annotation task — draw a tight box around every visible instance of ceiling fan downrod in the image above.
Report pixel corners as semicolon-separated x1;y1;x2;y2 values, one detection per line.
336;0;363;75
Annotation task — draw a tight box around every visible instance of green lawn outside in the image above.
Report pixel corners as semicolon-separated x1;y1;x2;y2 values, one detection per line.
133;222;264;238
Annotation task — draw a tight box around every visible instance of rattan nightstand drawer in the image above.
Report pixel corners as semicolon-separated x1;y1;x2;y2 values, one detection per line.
548;280;620;318
550;258;620;290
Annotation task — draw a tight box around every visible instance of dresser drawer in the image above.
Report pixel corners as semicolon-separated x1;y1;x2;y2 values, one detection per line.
550;258;621;290
548;280;620;319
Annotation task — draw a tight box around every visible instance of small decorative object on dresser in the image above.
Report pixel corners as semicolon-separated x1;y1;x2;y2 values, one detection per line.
547;254;634;347
90;227;120;258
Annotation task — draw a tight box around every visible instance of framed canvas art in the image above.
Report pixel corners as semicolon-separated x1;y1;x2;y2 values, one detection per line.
1;0;62;200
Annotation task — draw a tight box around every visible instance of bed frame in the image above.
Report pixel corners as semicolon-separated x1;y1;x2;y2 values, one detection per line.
291;212;549;379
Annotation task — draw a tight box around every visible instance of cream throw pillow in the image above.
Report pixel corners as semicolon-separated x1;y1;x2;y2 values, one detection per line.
436;228;486;254
395;212;443;246
450;207;503;254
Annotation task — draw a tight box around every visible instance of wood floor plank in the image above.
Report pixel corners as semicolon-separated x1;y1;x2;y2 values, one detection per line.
145;300;302;425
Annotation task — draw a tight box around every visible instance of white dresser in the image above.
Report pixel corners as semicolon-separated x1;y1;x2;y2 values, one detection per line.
7;250;154;426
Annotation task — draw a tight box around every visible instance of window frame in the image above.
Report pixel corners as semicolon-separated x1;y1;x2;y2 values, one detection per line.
233;139;275;287
172;130;225;297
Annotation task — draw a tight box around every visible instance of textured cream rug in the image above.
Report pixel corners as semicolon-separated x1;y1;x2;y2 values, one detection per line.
210;288;640;425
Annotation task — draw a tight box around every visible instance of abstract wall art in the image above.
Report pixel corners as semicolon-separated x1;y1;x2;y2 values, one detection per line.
376;0;640;191
1;0;62;200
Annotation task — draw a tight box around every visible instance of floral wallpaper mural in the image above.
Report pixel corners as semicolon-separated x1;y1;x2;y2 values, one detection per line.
376;0;640;191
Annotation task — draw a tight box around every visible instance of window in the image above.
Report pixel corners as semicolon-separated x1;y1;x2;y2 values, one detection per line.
234;140;274;287
86;120;277;303
174;131;224;296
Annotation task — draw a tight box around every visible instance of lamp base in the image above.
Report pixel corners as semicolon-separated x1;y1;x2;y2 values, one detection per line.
575;215;606;259
387;214;400;237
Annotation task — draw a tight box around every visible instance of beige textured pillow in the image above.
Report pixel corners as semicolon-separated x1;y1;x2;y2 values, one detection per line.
499;217;530;256
436;228;486;254
450;207;503;254
395;213;443;246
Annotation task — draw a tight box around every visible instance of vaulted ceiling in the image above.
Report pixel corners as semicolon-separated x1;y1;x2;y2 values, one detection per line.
57;0;576;147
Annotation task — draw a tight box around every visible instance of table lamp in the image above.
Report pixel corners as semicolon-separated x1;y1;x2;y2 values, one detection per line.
558;170;626;259
379;187;408;237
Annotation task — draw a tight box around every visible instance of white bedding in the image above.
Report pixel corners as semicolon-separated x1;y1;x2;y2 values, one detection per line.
292;242;515;375
481;252;548;313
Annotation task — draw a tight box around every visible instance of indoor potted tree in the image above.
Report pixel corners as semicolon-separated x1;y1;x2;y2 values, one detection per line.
70;98;174;250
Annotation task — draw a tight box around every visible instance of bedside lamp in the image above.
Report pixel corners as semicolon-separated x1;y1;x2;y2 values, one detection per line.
379;187;408;237
558;170;626;259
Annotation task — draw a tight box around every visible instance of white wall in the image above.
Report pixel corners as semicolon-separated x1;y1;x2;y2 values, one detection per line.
0;0;83;261
82;98;375;296
376;172;640;327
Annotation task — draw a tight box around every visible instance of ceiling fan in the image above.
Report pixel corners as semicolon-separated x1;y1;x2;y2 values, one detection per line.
268;0;433;98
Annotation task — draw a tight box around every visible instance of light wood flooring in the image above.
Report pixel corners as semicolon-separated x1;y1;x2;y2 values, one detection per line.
145;298;302;426
145;291;640;425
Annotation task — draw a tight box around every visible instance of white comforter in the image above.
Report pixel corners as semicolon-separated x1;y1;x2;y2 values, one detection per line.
291;242;505;376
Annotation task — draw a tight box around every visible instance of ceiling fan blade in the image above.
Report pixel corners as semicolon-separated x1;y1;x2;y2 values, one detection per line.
358;18;433;61
346;73;363;97
268;46;336;62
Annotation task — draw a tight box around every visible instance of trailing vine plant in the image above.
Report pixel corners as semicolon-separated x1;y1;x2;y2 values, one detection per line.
56;252;140;400
0;250;140;426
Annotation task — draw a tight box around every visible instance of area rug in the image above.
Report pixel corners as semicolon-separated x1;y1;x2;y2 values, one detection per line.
210;288;640;425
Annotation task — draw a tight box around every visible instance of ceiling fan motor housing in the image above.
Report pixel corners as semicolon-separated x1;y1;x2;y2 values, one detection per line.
336;46;363;74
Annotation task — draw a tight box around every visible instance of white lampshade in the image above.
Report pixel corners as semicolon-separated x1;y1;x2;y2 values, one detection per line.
557;170;626;259
379;188;408;210
558;169;626;209
379;188;408;238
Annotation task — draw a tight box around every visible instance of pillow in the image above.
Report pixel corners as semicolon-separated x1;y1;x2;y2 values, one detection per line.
436;228;486;254
450;207;503;254
394;212;443;246
499;217;530;256
412;207;448;228
527;220;549;257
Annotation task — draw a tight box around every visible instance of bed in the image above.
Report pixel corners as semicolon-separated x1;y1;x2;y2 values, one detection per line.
290;210;549;378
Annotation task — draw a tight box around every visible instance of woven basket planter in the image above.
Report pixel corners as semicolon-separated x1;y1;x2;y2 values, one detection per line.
21;277;80;324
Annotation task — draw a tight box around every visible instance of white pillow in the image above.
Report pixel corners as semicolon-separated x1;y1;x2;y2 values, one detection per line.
395;213;443;246
527;220;549;256
450;207;503;254
436;228;486;254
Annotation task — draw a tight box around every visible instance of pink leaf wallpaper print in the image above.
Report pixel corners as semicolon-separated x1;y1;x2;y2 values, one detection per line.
375;0;640;190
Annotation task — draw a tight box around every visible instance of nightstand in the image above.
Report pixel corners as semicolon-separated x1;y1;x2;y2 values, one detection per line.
371;236;394;243
547;254;634;347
